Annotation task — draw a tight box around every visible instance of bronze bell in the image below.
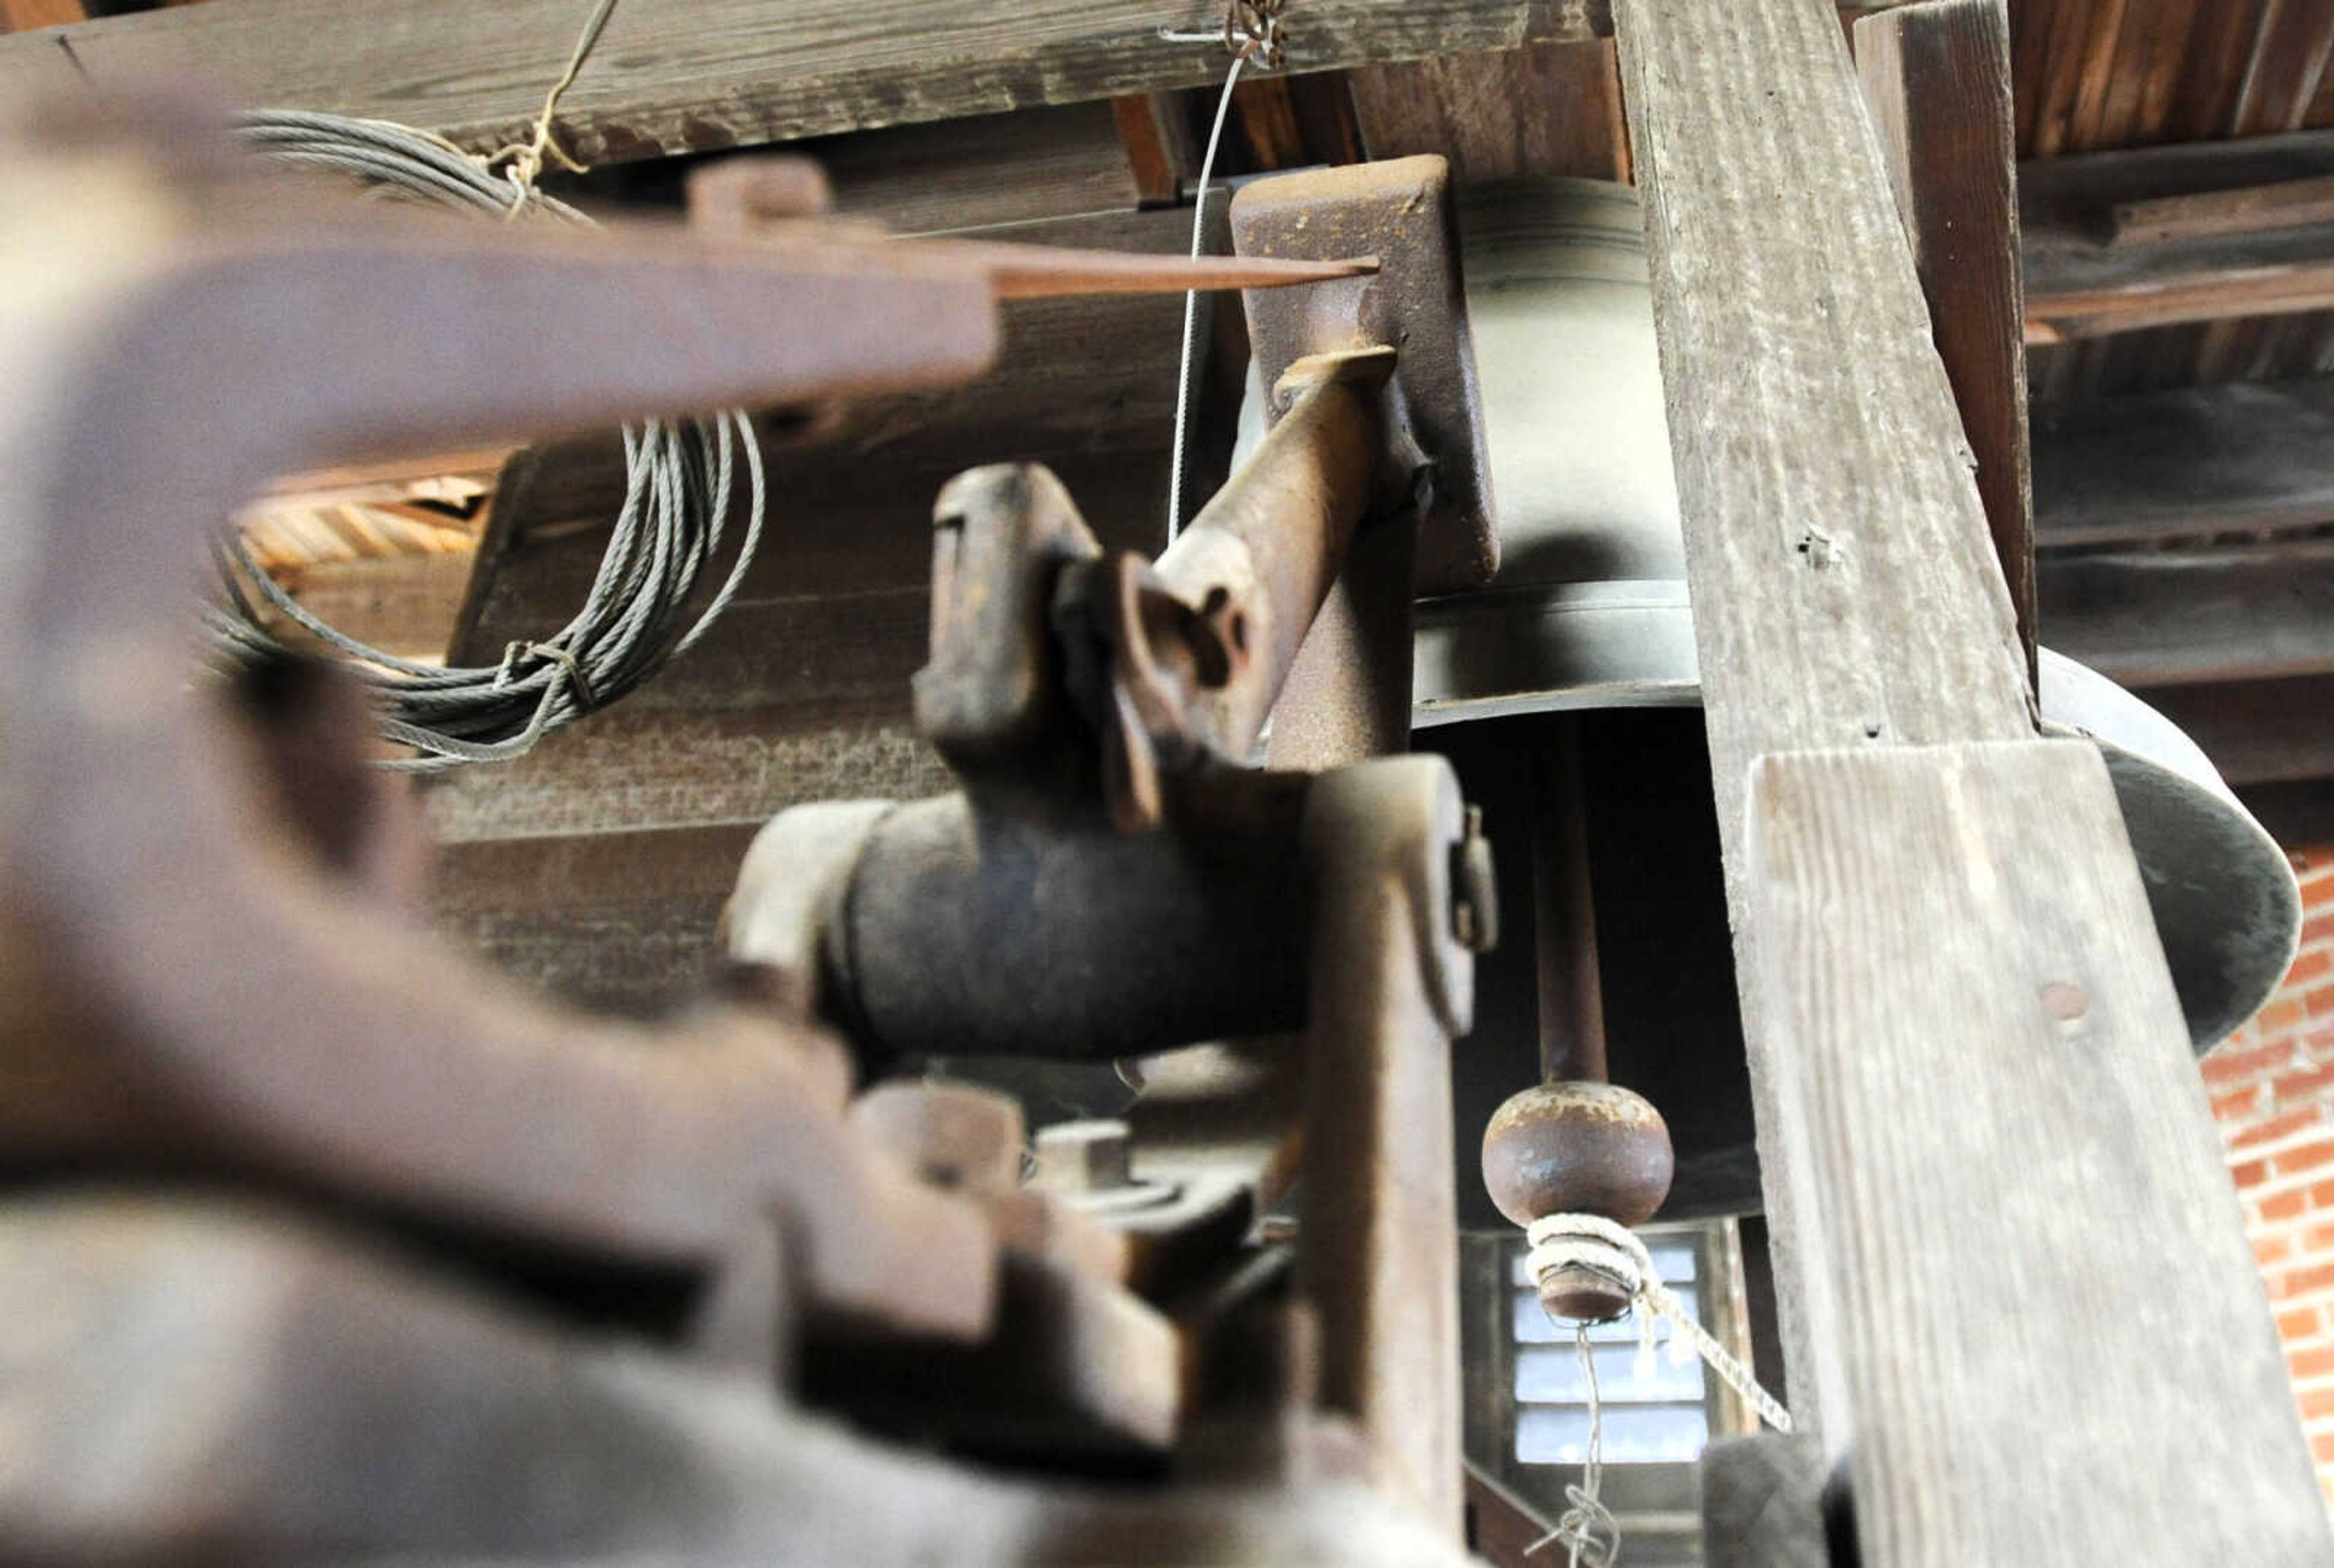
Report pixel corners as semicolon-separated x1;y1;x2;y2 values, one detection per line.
1233;177;2302;1221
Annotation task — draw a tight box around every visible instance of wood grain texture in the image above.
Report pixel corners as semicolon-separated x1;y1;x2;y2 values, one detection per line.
1857;0;2036;681
1613;0;2033;1439
2031;374;2334;545
0;0;1915;164
2039;543;2334;687
2022;129;2334;337
0;1;1562;165
1348;39;1630;183
1612;0;2034;806
1746;740;2330;1566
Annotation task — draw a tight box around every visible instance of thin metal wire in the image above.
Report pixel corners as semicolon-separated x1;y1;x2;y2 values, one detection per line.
1528;1324;1620;1566
1165;50;1246;542
208;109;765;771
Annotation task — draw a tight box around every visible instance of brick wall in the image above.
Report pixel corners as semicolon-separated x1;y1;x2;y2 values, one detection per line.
2206;845;2334;1496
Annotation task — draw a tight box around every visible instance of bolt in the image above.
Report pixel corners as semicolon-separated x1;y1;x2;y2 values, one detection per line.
1033;1119;1132;1194
1451;803;1499;953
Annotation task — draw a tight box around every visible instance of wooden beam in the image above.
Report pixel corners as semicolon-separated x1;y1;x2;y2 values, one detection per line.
2032;376;2334;548
1348;38;1631;183
1856;0;2034;683
1746;740;2328;1563
2110;171;2334;247
2039;543;2334;689
1613;0;2329;1557
2022;128;2334;339
0;0;1895;167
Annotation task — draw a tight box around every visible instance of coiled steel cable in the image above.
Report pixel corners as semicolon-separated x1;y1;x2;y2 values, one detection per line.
205;109;765;771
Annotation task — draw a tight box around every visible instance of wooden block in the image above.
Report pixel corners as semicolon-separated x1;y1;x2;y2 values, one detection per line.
1856;0;2035;683
1745;740;2330;1566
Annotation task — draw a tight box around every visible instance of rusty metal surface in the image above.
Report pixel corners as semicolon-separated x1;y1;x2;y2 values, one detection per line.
1231;155;1496;595
0;93;1505;1566
824;779;1314;1061
686;153;1380;302
0;95;1005;1339
1296;756;1474;1538
1152;359;1387;763
0;1192;1475;1566
1266;507;1420;769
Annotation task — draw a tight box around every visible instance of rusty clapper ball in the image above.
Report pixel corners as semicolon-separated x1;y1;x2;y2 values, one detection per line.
1482;1081;1675;1321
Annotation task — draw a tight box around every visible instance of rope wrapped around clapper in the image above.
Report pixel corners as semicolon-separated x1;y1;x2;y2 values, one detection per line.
1525;1212;1794;1433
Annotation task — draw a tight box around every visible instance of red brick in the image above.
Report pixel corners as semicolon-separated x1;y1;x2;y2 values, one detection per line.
2281;1304;2323;1341
2306;908;2334;949
2253;1000;2312;1045
2309;984;2334;1020
2234;1105;2324;1150
2277;1260;2334;1300
2306;1177;2334;1209
2277;1136;2334;1176
2309;1430;2334;1466
2258;1233;2296;1268
2215;1084;2271;1123
2273;1061;2334;1109
2292;1344;2334;1382
2293;950;2334;989
2301;1386;2334;1421
2234;1157;2272;1188
2206;1036;2303;1090
2305;1218;2334;1253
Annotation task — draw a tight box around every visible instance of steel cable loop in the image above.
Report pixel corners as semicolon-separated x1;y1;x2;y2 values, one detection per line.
204;109;766;771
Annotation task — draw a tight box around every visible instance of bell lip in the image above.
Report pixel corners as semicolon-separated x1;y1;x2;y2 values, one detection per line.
1410;599;2300;1053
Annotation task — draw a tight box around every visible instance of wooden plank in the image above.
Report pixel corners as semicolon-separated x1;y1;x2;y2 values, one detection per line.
2110;171;2334;246
2023;128;2334;339
1348;39;1630;182
2039;543;2334;687
1857;0;2036;681
2031;376;2334;546
804;101;1140;234
1611;5;2329;1554
0;0;1900;165
1612;0;2033;812
1112;93;1192;205
1612;0;2029;1436
1744;739;2329;1565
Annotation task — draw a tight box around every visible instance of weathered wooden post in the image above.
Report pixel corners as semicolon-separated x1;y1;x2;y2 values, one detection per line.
1610;0;2334;1559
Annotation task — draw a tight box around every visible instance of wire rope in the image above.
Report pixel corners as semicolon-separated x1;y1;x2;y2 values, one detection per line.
205;108;766;771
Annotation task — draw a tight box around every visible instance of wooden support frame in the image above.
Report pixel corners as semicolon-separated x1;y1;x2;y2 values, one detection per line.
0;0;1896;167
1855;0;2035;685
1611;0;2332;1558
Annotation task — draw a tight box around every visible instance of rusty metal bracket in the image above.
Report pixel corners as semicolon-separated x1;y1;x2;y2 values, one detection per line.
1231;155;1496;595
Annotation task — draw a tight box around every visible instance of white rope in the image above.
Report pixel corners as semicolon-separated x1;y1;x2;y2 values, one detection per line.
1525;1212;1795;1436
